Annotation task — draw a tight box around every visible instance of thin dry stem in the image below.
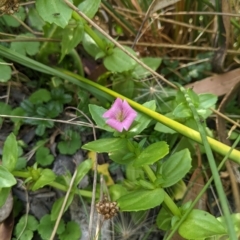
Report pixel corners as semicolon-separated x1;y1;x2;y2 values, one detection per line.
50;167;78;240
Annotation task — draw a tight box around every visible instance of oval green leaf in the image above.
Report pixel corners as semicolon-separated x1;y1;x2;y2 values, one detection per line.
82;138;127;153
178;209;227;239
2;133;18;172
36;0;72;28
0;166;16;188
133;141;169;167
161;149;192;188
118;188;164;211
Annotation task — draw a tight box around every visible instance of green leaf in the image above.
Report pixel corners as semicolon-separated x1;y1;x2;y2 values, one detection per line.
28;8;45;31
15;157;27;170
82;32;104;59
89;104;114;132
178;209;227;239
133;141;169;167
112;77;134;98
118;188;164;211
36;0;73;28
15;215;38;239
82;138;128;153
160;149;192;188
29;89;51;104
109;184;128;201
104;47;137;72
38;214;65;240
0;166;16;188
51;194;74;221
2;7;26;27
128;100;156;136
199;93;218;109
0;102;12;125
60;20;84;61
74;159;92;187
59;221;81;240
0;102;12;115
133;57;162;79
2;133;18;172
78;0;101;19
0;187;11;208
57;130;81;155
108;140;134;164
32;169;56;191
217;213;240;238
36;147;54;166
156;206;172;231
154;122;176;134
0;59;12;82
10;33;40;56
173;102;192;118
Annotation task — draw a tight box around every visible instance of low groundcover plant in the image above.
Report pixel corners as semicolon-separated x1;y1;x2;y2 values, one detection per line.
82;97;238;240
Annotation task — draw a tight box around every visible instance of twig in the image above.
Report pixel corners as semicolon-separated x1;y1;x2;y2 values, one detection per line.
132;0;157;49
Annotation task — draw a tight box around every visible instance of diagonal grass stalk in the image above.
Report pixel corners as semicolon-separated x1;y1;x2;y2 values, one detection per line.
176;85;238;240
165;134;240;240
0;45;239;163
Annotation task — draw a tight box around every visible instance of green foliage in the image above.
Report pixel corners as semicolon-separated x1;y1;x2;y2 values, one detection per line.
133;141;169;167
36;146;54;166
104;47;137;72
2;7;26;27
158;149;192;187
118;188;164;211
0;1;239;239
178;209;227;239
31;169;56;191
28;89;51;104
0;188;11;208
51;195;74;221
38;214;65;239
19;88;72;136
78;0;101;19
10;33;40;56
57;129;82;154
161;53;212;83
0;59;12;82
2;133;18;172
82;138;128;153
0;102;12;125
60;20;84;61
14;215;38;240
59;221;81;240
35;0;73;28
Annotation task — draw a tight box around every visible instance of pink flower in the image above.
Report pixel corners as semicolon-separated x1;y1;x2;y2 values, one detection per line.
103;98;137;132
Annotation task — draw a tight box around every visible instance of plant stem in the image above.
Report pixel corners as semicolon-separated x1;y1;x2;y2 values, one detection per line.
61;69;240;164
0;45;239;162
142;165;156;182
163;191;181;217
181;86;237;239
142;165;181;217
71;11;106;52
12;171;93;198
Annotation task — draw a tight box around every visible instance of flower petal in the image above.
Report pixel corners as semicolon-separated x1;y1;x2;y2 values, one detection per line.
103;98;123;118
103;98;137;132
122;100;137;118
106;119;124;132
121;113;137;130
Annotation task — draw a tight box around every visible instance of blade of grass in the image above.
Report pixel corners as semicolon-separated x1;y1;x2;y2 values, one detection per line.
176;85;237;239
0;45;239;163
166;134;240;240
